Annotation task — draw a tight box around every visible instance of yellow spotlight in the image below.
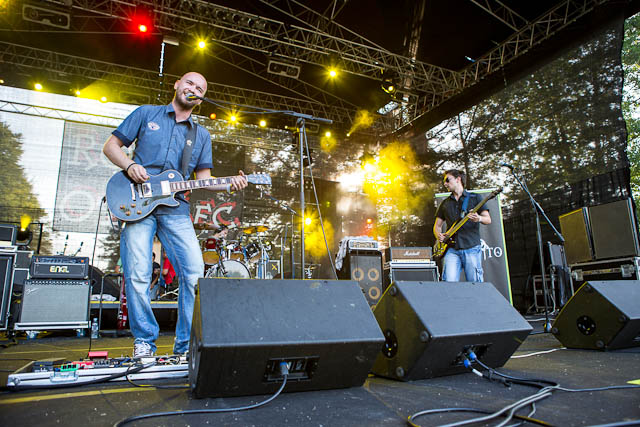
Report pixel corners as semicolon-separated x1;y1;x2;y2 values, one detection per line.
100;96;108;103
305;217;312;226
259;119;267;127
75;90;81;96
20;214;31;231
328;69;337;78
229;115;237;123
0;79;4;84
34;83;43;91
346;132;351;137
198;40;206;49
209;112;217;120
325;131;331;138
366;218;373;225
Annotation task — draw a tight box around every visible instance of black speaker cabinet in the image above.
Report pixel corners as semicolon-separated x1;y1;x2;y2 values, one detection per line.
559;207;593;264
16;279;90;329
589;199;640;260
339;252;383;305
552;281;640;350
0;252;16;330
0;224;17;246
189;278;384;398
371;281;532;381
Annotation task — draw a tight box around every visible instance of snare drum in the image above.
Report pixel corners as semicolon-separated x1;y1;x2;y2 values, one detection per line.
205;260;251;279
226;241;245;261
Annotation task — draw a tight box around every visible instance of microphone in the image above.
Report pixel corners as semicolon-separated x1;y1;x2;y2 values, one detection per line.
499;161;514;169
186;93;202;101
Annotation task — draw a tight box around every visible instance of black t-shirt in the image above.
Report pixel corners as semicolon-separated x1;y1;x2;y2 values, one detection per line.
435;190;489;250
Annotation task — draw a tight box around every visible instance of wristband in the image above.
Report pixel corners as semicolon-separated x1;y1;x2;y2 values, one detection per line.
125;163;137;172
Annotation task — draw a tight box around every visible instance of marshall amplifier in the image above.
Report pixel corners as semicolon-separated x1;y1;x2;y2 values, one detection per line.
385;247;432;263
30;256;90;279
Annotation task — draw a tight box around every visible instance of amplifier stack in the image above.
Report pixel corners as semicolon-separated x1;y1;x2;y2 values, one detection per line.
383;247;439;290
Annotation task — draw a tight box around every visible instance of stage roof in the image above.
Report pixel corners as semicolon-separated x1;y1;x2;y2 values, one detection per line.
1;0;639;137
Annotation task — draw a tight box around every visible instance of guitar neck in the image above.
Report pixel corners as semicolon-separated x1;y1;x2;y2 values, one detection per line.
169;176;233;193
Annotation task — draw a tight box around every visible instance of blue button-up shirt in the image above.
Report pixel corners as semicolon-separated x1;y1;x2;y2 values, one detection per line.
113;103;213;215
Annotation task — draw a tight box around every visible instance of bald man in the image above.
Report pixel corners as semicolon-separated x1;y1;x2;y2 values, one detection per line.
103;72;247;357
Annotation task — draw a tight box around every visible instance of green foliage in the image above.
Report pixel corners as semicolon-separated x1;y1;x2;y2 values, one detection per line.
0;121;51;253
424;21;628;203
623;13;640;216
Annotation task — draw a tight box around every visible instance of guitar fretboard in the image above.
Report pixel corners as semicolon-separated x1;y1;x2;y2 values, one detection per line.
169;177;232;192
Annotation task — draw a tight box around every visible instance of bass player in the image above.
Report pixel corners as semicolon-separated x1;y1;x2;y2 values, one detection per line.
433;169;491;282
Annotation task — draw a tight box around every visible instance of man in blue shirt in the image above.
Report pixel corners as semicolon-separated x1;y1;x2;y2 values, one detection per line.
103;71;247;357
434;169;491;282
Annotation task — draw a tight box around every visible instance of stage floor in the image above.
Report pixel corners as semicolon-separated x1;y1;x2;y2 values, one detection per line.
0;317;638;427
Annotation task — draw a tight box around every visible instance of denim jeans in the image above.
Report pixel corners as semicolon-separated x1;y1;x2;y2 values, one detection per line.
442;244;484;282
121;214;203;354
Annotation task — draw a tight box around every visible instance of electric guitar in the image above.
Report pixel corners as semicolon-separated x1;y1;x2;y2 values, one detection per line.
106;169;271;222
432;188;502;260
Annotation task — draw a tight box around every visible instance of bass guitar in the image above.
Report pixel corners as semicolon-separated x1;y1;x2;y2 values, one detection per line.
106;169;271;222
432;188;502;260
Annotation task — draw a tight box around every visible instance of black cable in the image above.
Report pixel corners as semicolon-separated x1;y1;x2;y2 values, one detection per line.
474;358;558;389
88;195;107;357
8;361;156;392
113;365;290;427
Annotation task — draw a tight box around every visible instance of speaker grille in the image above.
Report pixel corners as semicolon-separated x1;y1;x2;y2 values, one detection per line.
20;280;90;323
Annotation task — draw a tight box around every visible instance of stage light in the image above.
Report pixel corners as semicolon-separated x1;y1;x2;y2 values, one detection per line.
366;218;373;225
138;23;148;33
34;83;43;91
198;40;206;49
229;115;237;123
259;119;267;127
0;79;4;84
17;214;33;247
100;96;107;103
325;131;331;138
328;69;337;78
75;90;81;96
20;214;31;231
305;217;312;226
346;132;351;137
209;112;217;120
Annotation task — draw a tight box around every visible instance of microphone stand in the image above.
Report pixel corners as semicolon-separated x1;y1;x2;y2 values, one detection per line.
506;166;564;333
192;94;332;279
261;192;299;278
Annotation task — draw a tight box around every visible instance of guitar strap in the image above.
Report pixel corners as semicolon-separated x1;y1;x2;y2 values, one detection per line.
460;192;470;219
181;122;198;179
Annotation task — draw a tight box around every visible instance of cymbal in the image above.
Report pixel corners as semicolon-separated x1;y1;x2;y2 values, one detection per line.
240;225;269;234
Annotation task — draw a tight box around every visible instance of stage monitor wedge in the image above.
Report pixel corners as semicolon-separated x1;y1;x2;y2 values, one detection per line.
552;280;640;350
371;281;532;381
189;278;384;398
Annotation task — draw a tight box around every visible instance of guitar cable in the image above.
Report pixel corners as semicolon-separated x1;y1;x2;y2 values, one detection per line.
87;195;107;357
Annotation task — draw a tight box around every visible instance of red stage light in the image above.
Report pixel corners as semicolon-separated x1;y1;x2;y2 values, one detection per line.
138;24;148;33
209;113;217;120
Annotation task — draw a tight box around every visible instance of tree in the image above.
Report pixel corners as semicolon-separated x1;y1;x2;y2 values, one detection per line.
622;13;640;216
0;121;51;253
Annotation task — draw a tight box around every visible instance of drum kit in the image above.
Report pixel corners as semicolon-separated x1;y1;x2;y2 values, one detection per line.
195;223;272;279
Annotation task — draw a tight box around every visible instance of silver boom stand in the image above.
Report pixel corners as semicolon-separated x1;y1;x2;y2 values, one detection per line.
189;94;331;278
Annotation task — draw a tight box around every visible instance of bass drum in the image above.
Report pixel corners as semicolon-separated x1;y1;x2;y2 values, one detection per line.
205;260;251;279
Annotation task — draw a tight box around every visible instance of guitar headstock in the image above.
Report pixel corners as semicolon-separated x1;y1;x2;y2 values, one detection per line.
490;187;503;199
247;173;272;186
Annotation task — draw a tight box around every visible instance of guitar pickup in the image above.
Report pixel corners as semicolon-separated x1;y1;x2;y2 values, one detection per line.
139;183;152;198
